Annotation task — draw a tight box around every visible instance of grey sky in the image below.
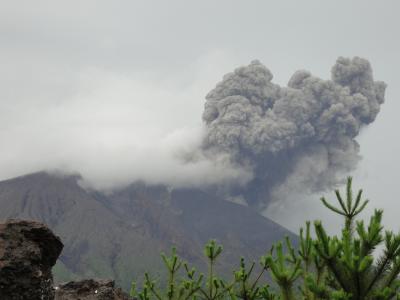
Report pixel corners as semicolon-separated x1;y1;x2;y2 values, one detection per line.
0;1;399;232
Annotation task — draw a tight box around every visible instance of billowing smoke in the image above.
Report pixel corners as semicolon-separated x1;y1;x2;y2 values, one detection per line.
202;57;386;207
0;54;386;207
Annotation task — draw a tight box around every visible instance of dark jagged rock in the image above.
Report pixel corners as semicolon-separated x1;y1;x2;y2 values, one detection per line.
55;279;132;300
0;219;64;300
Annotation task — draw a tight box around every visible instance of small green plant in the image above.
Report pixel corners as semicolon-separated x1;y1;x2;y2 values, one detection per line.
229;255;271;300
307;177;400;299
262;238;302;300
131;177;400;299
130;247;203;300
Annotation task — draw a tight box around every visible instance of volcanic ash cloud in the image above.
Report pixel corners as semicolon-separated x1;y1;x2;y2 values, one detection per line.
202;57;386;207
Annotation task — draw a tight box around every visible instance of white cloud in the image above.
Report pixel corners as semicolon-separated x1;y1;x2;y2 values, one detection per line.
0;48;251;190
0;0;399;232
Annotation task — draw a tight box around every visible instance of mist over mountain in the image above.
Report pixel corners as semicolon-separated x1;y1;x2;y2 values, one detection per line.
1;3;399;298
0;172;296;290
0;58;386;288
1;0;399;240
0;57;386;215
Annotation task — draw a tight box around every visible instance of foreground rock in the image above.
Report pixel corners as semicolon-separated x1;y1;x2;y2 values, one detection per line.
55;279;131;300
0;219;64;300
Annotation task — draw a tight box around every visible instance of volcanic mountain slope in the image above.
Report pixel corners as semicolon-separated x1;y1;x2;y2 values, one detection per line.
0;172;296;290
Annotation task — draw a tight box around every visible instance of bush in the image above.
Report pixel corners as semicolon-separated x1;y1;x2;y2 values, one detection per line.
130;178;400;300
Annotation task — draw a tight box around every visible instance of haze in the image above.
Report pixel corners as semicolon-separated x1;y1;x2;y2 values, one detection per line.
0;1;399;233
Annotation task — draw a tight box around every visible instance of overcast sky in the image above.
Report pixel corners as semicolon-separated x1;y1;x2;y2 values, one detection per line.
0;1;399;232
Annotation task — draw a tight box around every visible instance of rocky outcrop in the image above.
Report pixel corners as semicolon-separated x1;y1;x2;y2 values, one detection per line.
55;279;131;300
0;219;131;300
0;219;64;300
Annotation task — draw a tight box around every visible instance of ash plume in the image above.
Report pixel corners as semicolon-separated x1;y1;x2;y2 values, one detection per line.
202;57;386;207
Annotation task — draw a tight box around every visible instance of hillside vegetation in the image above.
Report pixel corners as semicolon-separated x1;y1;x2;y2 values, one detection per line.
132;178;400;300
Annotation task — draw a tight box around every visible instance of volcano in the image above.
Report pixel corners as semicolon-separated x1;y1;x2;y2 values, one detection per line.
0;172;296;290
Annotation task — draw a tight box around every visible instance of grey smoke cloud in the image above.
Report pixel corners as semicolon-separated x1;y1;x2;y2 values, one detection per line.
0;52;386;209
202;57;386;207
1;1;398;234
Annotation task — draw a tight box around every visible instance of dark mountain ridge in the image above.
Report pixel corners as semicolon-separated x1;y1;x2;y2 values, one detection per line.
0;172;296;290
